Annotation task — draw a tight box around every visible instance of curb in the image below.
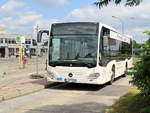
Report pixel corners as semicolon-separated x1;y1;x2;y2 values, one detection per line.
0;86;44;102
19;85;45;97
0;80;45;103
0;96;4;101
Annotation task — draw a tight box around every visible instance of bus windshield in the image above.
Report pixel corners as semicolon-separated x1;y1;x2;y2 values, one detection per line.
51;22;98;35
49;23;98;68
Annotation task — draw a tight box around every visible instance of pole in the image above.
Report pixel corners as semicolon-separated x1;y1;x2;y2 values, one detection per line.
22;43;25;68
19;43;23;68
112;16;124;34
129;17;135;56
35;24;39;75
36;43;39;75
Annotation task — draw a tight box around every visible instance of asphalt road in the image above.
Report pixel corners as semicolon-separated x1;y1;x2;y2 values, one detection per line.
0;76;131;113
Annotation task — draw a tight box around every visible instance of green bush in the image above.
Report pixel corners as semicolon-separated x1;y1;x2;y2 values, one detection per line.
128;36;150;96
129;55;150;96
141;106;150;113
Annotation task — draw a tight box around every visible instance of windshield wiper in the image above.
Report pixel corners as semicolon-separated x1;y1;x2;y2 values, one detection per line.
49;61;95;68
49;61;75;67
80;62;95;68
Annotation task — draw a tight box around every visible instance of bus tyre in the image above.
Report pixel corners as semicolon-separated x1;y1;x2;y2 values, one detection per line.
44;79;50;88
109;67;115;85
123;63;128;77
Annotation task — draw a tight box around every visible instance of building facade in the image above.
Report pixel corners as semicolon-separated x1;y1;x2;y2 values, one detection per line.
0;34;47;57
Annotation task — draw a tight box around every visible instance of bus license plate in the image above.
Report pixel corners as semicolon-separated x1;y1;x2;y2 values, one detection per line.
68;79;77;83
56;77;63;81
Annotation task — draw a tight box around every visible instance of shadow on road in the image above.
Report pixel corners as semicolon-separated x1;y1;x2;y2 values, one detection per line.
46;75;126;92
25;102;110;113
47;82;109;92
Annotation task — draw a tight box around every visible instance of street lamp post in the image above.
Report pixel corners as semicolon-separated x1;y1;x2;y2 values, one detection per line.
30;24;44;78
129;17;135;56
112;16;124;34
35;24;39;75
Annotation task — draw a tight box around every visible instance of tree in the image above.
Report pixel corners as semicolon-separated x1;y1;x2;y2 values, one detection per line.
95;0;142;8
133;41;142;55
144;30;150;36
143;31;150;54
128;31;150;96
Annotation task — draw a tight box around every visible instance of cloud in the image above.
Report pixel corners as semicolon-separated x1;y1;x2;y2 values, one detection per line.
18;14;42;25
65;2;150;43
0;0;64;34
35;18;60;29
1;0;24;11
0;0;25;16
0;0;149;43
0;0;51;33
33;0;69;8
66;6;100;21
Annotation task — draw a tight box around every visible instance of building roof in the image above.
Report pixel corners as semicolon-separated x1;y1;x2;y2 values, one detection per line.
0;34;32;39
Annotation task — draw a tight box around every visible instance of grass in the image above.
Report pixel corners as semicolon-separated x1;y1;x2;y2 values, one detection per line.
106;87;150;113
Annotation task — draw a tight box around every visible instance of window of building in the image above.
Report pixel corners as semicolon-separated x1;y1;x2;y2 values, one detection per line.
8;38;11;44
25;39;31;44
0;38;3;43
5;38;8;43
12;39;16;44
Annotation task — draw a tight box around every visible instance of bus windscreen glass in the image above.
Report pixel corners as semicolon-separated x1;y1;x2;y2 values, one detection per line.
49;23;98;68
51;23;98;35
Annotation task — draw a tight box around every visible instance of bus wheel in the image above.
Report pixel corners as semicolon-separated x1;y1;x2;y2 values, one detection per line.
109;66;115;85
123;63;128;77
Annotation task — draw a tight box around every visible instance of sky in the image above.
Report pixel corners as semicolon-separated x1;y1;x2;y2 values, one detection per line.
0;0;150;43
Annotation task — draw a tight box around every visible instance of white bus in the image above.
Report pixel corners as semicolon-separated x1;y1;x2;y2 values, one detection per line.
37;22;133;85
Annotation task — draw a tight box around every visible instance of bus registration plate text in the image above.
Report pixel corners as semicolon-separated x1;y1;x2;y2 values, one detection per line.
68;79;77;83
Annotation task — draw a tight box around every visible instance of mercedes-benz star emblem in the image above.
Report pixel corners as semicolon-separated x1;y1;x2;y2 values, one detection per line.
68;73;73;77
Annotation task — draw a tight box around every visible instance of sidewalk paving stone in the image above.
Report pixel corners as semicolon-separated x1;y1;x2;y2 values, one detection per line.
0;77;47;102
0;96;4;101
2;90;20;100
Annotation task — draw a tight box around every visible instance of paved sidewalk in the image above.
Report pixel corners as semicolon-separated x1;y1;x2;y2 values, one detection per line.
0;77;46;102
0;57;48;102
0;76;131;113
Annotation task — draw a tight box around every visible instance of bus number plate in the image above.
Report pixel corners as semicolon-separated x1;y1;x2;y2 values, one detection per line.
56;77;62;81
68;79;77;82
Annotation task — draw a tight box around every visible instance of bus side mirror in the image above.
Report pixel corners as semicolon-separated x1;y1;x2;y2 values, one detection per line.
37;30;49;43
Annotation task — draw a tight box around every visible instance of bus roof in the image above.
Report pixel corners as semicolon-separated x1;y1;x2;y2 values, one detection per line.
100;22;132;43
51;22;132;43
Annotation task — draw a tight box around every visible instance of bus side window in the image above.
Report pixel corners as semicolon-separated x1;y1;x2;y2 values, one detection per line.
99;27;110;66
101;35;110;66
103;36;109;56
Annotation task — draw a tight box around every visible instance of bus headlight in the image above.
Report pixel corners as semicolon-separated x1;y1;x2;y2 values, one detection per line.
88;73;100;81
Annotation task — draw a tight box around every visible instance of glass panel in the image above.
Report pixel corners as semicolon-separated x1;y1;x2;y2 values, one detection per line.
49;36;98;67
121;41;132;59
51;23;98;35
51;39;60;60
109;38;120;57
103;36;109;57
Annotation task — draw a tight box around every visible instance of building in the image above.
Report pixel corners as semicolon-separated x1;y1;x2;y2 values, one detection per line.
0;34;47;58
